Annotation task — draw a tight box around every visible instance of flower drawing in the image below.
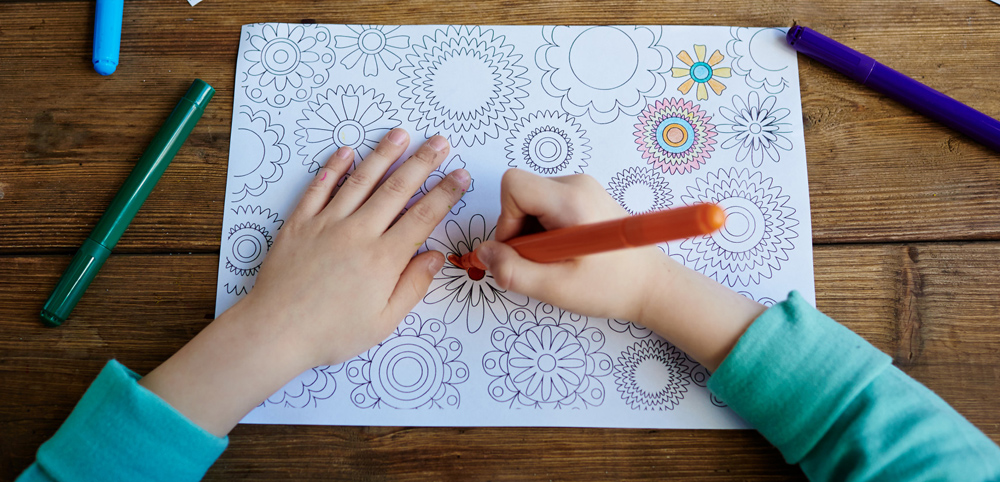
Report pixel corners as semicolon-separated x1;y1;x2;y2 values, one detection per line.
634;97;716;174
505;111;591;175
606;166;673;215
608;319;653;339
671;45;731;101
346;313;468;409
679;168;798;287
614;339;695;410
717;92;793;167
334;25;410;77
484;303;613;408
243;23;336;107
294;85;402;174
535;26;672;124
423;214;529;334
222;205;283;296
727;27;791;94
262;365;341;408
229;106;290;202
397;25;529;147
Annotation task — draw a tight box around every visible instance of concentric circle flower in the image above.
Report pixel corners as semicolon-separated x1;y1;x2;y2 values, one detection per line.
506;111;591;175
484;303;612;408
536;26;672;124
398;26;529;147
222;205;283;296
243;24;335;107
334;25;410;77
423;214;529;333
634;98;716;174
717;92;793;167
606;166;673;215
614;339;694;410
679;168;798;287
294;85;402;174
229;106;290;202
346;313;469;409
671;44;732;101
726;27;791;94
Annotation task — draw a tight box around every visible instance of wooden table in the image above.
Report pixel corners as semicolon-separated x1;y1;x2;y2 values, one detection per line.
2;1;999;480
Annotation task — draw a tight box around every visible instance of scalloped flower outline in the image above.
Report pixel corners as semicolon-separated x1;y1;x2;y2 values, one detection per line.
634;97;716;175
606;166;673;216
223;205;283;296
726;27;791;94
484;303;613;409
397;25;529;147
679;168;798;287
346;313;469;409
242;24;335;107
229;106;290;202
536;26;672;124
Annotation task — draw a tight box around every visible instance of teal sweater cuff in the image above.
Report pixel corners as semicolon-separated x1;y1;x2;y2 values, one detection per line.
707;291;892;463
31;360;228;482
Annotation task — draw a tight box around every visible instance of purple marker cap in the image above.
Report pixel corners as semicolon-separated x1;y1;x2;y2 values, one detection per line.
787;25;1000;153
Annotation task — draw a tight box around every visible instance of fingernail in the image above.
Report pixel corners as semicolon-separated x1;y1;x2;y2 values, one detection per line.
475;245;493;269
451;168;470;183
335;146;352;160
388;128;407;145
428;135;449;152
427;254;445;274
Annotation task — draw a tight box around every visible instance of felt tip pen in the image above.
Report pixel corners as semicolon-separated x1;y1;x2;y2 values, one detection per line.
454;203;726;273
786;25;1000;153
40;79;215;327
93;0;124;75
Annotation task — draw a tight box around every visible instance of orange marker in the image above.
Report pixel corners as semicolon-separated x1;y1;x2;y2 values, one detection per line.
454;203;726;271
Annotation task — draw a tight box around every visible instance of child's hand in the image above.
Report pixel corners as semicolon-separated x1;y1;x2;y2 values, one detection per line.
243;130;471;367
474;169;667;323
139;129;471;437
475;169;765;372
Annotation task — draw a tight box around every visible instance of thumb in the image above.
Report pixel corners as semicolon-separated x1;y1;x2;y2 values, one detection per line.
477;240;562;300
384;251;445;321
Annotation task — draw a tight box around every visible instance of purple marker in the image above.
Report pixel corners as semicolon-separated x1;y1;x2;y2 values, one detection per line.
787;25;1000;153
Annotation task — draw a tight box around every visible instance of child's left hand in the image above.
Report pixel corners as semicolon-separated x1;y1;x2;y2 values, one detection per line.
139;129;470;437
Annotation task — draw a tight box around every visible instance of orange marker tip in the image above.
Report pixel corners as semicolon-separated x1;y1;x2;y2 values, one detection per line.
703;203;726;232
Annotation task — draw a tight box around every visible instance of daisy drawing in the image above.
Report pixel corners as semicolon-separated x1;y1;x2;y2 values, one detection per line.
671;45;732;101
423;214;529;334
717;92;794;167
334;25;410;77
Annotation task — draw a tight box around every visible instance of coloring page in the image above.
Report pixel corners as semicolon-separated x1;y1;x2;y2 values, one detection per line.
218;24;814;428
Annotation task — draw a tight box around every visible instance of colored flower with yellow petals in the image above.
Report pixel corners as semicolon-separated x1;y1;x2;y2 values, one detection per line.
671;45;731;100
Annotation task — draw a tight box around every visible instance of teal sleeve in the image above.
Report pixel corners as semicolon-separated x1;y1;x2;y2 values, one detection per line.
709;291;1000;481
17;360;228;482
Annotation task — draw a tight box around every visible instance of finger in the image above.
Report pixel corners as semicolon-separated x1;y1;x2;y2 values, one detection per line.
354;135;450;227
382;251;445;322
474;240;573;300
384;169;471;247
495;168;567;241
325;128;410;218
288;146;354;223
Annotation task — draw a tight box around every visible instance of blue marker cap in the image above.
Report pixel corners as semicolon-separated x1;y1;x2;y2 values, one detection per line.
93;0;124;75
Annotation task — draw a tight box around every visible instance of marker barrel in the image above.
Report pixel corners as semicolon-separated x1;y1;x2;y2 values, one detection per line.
507;203;725;263
41;80;215;327
93;0;124;75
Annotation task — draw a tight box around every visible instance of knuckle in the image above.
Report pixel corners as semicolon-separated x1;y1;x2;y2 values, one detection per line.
372;140;397;158
407;201;438;225
380;174;412;197
342;170;372;190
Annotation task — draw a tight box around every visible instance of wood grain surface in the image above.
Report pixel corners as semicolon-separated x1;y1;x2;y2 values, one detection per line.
2;0;999;480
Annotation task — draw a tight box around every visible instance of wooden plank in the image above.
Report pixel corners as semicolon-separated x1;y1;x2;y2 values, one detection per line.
2;242;999;479
2;1;1000;253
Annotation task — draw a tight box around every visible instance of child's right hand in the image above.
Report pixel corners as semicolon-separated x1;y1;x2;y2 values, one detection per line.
475;169;671;323
476;169;767;371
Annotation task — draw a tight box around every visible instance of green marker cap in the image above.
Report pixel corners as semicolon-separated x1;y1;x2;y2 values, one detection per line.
41;79;214;327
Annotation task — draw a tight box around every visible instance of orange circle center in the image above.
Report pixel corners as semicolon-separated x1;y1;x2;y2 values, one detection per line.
662;124;688;147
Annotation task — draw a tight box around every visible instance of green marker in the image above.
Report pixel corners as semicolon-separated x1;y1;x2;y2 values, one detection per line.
40;79;214;327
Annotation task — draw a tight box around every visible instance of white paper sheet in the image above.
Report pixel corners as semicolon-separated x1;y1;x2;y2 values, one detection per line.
218;24;814;428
